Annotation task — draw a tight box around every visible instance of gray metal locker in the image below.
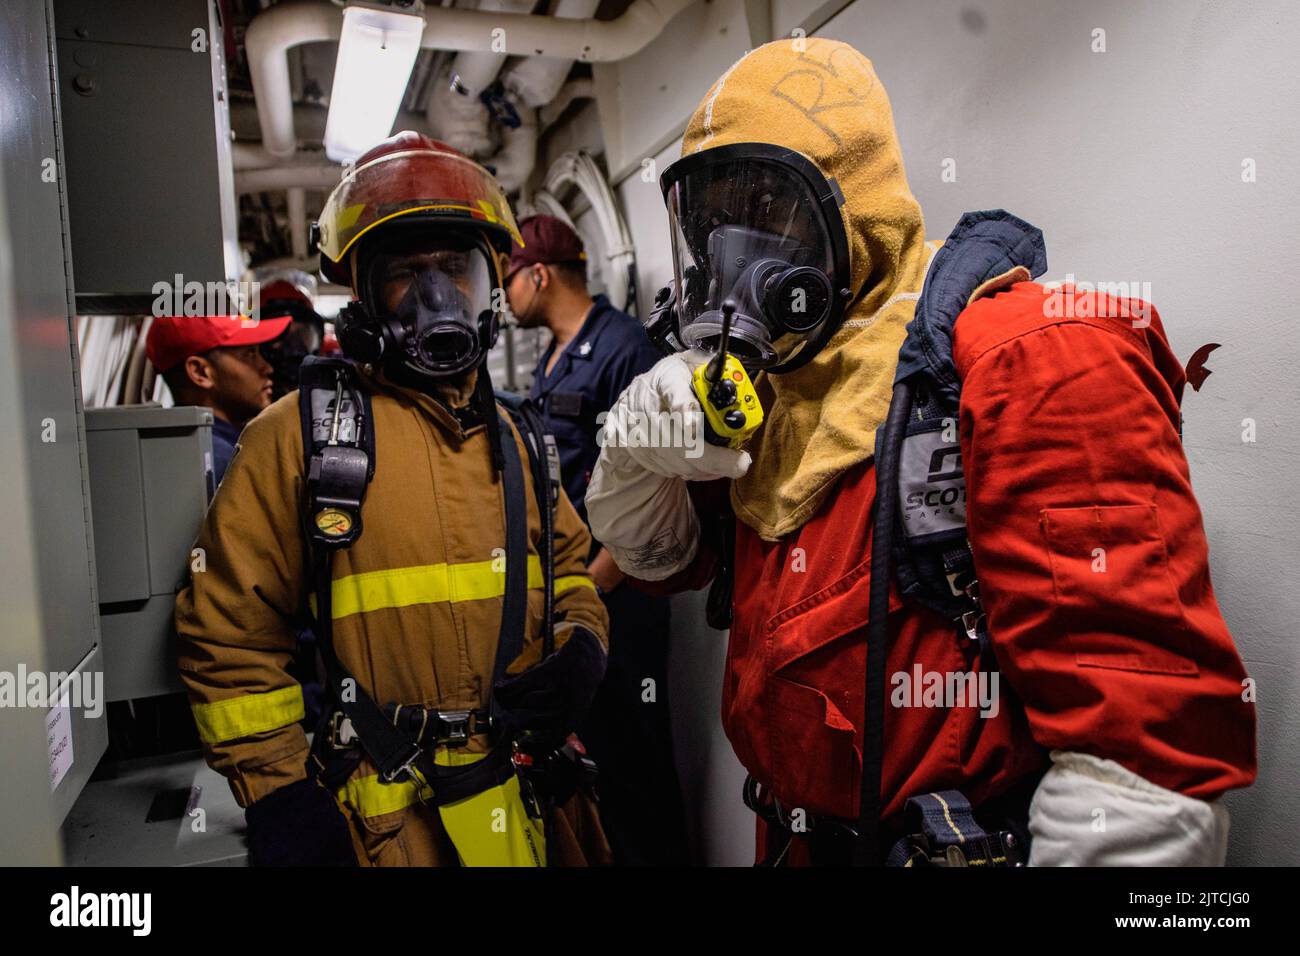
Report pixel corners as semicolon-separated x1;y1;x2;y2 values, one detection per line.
53;0;239;312
0;0;107;851
84;406;214;702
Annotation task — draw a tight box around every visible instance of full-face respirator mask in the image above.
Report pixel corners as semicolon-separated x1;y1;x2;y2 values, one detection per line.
647;143;852;376
336;230;500;388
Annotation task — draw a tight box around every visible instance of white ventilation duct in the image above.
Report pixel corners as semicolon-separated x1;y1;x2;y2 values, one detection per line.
544;151;637;312
425;63;496;158
491;95;538;195
447;0;536;99
427;0;536;158
540;77;595;130
502;0;601;108
247;0;692;163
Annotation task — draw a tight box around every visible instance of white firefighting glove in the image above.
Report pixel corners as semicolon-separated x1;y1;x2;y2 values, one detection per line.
587;351;750;581
1027;751;1230;866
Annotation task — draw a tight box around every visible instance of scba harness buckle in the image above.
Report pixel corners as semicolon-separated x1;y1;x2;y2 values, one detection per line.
380;743;427;787
382;704;494;748
326;712;359;750
434;709;473;747
884;790;1026;867
891;828;1025;868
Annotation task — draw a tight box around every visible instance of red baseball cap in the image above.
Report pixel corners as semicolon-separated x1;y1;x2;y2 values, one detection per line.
146;314;292;373
507;215;587;280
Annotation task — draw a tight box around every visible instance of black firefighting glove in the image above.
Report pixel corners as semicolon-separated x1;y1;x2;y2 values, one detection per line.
245;778;357;867
493;626;607;744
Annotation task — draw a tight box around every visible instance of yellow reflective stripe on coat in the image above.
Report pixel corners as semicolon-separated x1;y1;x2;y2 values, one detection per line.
555;574;596;594
338;750;546;867
191;685;304;745
312;555;596;620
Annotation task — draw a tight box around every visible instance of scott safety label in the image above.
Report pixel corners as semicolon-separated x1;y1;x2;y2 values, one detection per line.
310;390;359;445
899;428;967;538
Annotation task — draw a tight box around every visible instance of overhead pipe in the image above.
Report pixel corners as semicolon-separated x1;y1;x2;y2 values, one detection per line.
245;1;342;159
492;95;538;194
232;142;279;170
417;0;691;59
248;0;692;162
540;77;595;130
426;63;496;158
435;0;599;170
229;101;426;155
235;163;342;193
233;142;337;172
427;0;536;157
501;0;600;108
446;0;536;100
287;187;309;259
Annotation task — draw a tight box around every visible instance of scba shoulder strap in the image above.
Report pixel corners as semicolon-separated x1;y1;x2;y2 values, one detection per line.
891;384;986;647
855;211;1048;865
296;357;559;805
495;390;562;659
299;355;375;550
883;211;1049;653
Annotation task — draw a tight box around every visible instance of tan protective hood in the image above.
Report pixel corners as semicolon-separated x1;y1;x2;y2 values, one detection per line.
680;39;932;540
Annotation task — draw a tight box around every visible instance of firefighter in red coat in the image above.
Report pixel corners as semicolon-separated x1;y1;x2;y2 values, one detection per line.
585;39;1256;866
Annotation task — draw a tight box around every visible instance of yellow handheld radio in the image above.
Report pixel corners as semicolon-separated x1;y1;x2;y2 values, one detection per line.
691;300;764;449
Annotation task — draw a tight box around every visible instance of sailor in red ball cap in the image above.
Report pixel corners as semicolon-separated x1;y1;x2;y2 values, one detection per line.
146;313;291;483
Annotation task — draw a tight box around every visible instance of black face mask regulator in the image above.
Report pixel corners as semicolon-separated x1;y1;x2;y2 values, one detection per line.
658;142;854;374
678;225;833;368
336;246;499;389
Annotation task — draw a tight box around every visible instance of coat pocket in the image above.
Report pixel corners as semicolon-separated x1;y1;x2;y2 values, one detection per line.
752;559;904;818
765;677;861;819
1040;504;1197;676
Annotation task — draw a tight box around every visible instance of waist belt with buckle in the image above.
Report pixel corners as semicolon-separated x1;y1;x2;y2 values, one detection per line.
327;705;492;751
743;775;1028;867
884;790;1026;867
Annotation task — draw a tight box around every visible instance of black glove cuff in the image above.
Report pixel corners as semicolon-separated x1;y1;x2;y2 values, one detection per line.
245;778;357;867
493;627;607;739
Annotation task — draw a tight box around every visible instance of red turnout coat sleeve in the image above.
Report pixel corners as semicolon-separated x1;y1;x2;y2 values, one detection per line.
954;281;1256;800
